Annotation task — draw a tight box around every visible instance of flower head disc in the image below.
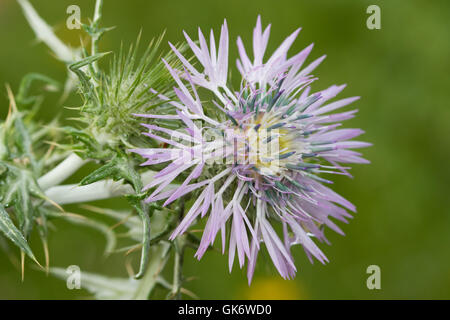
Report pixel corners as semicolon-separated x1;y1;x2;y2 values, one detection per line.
132;16;371;283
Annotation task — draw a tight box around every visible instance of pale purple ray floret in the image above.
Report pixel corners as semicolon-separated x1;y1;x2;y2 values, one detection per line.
131;16;370;284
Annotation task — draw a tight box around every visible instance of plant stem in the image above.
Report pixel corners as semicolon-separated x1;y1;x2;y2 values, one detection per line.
45;179;130;205
91;0;104;73
17;0;76;62
44;170;157;205
132;242;170;300
171;237;185;300
38;153;87;190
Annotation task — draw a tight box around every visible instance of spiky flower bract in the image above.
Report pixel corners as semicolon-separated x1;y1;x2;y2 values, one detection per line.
69;34;185;152
133;16;371;283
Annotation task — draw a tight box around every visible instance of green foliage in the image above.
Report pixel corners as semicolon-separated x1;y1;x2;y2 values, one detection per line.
0;77;63;262
1;0;193;299
0;204;36;262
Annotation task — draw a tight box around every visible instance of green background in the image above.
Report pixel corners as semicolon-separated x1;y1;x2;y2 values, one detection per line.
0;0;449;299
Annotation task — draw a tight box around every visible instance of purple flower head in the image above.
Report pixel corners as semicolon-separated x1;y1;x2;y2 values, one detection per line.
131;16;370;284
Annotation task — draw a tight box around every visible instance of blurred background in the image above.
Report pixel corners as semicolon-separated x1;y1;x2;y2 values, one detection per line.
0;0;449;299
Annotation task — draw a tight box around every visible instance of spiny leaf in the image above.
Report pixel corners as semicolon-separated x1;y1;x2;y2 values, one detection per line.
79;155;131;186
0;204;37;263
69;52;111;96
16;73;60;106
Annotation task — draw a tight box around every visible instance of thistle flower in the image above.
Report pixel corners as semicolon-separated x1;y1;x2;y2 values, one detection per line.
132;16;370;283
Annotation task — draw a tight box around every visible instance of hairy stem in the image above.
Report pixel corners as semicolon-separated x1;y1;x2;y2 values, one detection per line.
132;242;170;300
44;170;157;205
171;236;185;299
91;0;104;73
38;153;87;190
45;180;132;205
17;0;76;62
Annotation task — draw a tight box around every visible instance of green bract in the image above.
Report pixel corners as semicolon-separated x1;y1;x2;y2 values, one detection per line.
69;35;184;151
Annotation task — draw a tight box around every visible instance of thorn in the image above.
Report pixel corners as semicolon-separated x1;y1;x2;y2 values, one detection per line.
20;252;44;279
21;251;25;282
43;143;56;160
6;84;18;113
184;275;199;282
79;204;106;213
31;255;44;270
42;238;50;275
125;257;135;278
109;213;133;231
42;140;64;149
45;197;65;213
125;243;143;256
180;288;199;300
62;212;86;220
